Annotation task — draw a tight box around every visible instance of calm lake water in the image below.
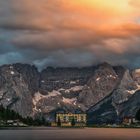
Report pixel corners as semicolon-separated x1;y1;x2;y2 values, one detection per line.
0;128;140;140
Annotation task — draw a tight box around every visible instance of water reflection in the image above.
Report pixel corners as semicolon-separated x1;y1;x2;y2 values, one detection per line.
0;128;140;140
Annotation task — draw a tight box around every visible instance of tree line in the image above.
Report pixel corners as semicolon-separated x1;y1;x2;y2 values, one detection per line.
0;105;50;126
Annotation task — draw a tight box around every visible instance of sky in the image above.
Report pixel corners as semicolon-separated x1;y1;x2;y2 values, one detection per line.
0;0;140;69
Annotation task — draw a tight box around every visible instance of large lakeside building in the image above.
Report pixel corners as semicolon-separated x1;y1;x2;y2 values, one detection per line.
55;113;87;126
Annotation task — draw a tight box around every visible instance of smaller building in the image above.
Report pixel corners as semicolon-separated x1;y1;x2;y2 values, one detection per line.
123;117;131;125
6;120;26;126
56;113;87;126
123;117;138;125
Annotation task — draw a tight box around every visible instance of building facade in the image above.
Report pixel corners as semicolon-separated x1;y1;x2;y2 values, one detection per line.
56;113;87;126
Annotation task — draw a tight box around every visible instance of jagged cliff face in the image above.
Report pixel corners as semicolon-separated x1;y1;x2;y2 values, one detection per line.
87;67;140;124
39;67;95;93
118;91;140;118
78;63;120;109
112;70;138;105
0;64;96;119
0;63;140;122
0;64;38;117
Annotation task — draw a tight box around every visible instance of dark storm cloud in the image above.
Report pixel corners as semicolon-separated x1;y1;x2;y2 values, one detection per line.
0;0;140;69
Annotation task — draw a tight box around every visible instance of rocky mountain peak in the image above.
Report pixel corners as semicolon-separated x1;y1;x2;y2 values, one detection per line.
78;63;119;109
132;69;140;85
0;62;140;123
112;69;139;106
0;64;35;117
98;62;113;69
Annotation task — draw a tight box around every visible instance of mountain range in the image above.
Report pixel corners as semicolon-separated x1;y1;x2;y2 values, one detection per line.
0;62;140;124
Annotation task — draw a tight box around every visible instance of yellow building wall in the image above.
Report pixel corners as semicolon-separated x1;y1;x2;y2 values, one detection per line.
56;113;87;123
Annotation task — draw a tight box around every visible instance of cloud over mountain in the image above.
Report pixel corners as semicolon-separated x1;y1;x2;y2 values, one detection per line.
0;0;140;68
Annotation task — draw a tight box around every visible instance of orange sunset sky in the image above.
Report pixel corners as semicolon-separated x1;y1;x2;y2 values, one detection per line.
0;0;140;68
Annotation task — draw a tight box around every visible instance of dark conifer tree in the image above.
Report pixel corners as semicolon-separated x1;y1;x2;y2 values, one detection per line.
71;117;76;126
135;109;140;121
57;116;61;127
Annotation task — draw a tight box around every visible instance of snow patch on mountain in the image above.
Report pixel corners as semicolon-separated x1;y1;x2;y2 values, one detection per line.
48;90;61;97
33;92;46;106
134;69;140;73
10;71;15;75
70;86;83;91
58;86;83;93
70;81;77;84
33;91;61;106
96;77;100;82
107;75;117;79
62;97;77;104
33;91;62;112
126;83;140;95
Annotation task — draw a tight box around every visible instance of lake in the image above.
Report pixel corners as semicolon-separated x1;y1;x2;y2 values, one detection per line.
0;128;140;140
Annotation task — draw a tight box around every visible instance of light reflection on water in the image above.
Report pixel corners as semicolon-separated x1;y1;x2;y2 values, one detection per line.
0;128;140;140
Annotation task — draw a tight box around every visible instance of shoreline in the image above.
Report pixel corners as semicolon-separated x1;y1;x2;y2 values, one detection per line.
0;126;140;130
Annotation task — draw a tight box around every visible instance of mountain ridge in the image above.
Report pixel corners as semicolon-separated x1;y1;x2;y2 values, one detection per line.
0;62;139;123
